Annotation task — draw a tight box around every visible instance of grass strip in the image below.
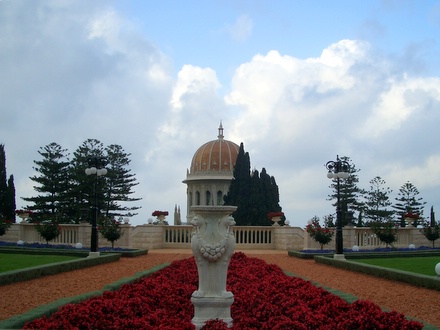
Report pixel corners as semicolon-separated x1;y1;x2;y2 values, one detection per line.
0;253;80;273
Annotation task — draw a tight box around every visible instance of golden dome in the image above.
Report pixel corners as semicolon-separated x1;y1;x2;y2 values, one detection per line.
190;123;239;174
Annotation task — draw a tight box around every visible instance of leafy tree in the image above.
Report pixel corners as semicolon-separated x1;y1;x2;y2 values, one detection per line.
306;216;334;250
363;176;394;225
35;219;61;245
0;144;16;222
370;221;398;247
224;143;282;226
99;217;124;249
393;181;426;226
327;156;364;226
22;143;72;223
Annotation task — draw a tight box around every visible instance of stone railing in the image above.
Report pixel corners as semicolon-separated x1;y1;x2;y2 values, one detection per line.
0;223;433;251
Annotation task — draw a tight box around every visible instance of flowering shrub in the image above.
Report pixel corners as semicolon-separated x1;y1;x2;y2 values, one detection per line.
267;211;284;219
370;221;398;247
99;217;124;249
420;221;440;248
152;210;169;217
23;253;422;329
0;215;11;236
305;217;334;250
35;220;61;245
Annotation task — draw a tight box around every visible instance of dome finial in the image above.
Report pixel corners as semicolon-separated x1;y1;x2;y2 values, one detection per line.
218;120;224;139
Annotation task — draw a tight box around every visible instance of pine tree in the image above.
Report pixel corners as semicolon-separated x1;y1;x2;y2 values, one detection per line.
393;181;426;226
327;156;364;226
70;139;106;222
363;176;394;225
102;144;141;218
22;143;72;222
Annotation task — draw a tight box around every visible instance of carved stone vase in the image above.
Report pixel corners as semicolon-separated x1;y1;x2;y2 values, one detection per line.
190;205;237;329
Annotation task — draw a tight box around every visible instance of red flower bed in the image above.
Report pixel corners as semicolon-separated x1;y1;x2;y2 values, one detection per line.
24;253;423;329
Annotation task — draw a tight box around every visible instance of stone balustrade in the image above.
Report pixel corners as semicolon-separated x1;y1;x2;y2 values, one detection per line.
0;223;434;251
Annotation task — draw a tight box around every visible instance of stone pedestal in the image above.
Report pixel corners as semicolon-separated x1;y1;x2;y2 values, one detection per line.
190;205;237;329
191;296;234;329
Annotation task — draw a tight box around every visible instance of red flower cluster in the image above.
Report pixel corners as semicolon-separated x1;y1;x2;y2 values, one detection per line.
24;253;423;329
152;210;169;217
404;212;419;219
15;209;33;216
267;211;284;219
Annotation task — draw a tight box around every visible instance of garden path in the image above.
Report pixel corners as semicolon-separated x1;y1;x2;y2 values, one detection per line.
0;249;439;328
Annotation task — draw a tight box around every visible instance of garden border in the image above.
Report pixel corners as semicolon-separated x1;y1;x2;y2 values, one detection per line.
314;256;440;291
0;263;170;330
0;253;121;286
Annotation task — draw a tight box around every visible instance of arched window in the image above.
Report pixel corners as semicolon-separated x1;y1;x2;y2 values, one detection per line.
195;191;200;205
217;190;223;205
206;191;211;205
189;192;193;206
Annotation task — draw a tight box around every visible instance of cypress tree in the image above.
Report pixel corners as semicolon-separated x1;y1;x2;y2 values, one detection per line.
0;145;16;221
0;144;7;217
5;175;16;222
224;143;282;226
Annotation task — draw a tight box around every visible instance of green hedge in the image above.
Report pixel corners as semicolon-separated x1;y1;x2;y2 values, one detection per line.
0;263;170;330
0;247;148;258
0;253;121;285
288;250;440;260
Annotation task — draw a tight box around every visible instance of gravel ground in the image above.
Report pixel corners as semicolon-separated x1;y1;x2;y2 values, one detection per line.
0;250;439;328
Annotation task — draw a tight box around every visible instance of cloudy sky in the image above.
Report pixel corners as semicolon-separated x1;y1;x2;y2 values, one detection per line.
1;0;440;228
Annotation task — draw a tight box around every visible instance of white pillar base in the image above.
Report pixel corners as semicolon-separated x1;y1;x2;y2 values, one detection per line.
333;253;346;260
88;252;101;258
191;295;234;329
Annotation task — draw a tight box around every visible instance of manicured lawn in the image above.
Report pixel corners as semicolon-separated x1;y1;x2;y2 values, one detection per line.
0;253;80;273
354;256;440;276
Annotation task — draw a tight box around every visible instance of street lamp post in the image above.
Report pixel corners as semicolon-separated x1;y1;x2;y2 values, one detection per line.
85;156;107;257
325;155;349;259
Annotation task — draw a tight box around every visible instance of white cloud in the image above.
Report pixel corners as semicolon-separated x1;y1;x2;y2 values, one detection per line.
1;1;439;229
225;14;253;42
358;76;440;138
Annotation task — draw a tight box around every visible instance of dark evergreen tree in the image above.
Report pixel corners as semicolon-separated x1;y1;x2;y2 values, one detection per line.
70;139;107;223
102;144;141;218
0;144;7;218
224;143;282;226
327;156;364;226
363;176;394;225
248;169;265;226
0;145;16;222
224;143;251;225
393;181;426;226
22;143;72;223
5;175;16;222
